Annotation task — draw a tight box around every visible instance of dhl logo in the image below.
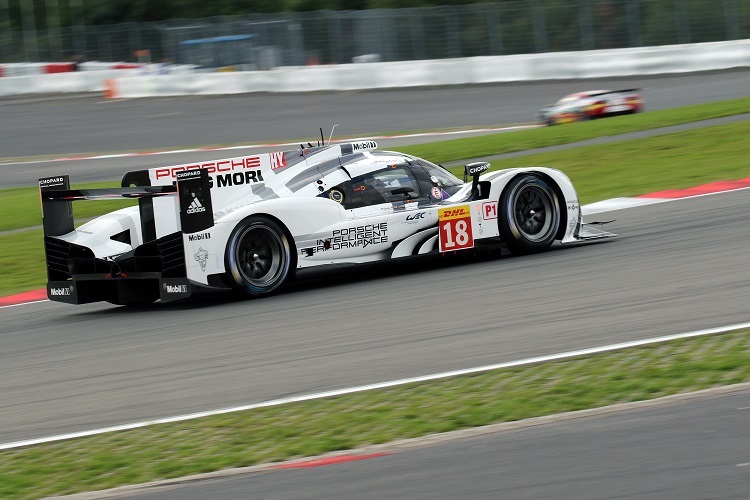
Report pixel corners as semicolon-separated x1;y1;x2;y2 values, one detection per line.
438;205;470;221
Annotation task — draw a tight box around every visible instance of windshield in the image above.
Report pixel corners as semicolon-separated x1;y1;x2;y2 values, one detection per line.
414;158;464;197
556;95;580;106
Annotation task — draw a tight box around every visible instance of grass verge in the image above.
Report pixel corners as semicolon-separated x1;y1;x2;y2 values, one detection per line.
0;230;45;297
0;183;136;233
397;96;750;164
1;328;748;499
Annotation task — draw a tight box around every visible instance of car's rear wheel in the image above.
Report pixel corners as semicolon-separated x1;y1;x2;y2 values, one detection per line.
225;215;294;297
499;175;560;254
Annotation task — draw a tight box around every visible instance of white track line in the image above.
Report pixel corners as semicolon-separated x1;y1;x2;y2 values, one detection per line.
1;320;749;451
0;125;540;167
0;299;48;309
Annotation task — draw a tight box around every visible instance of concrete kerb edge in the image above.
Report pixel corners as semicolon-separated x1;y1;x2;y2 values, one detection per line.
54;381;750;499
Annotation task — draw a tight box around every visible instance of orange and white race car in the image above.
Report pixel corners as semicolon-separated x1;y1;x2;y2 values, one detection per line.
538;89;643;125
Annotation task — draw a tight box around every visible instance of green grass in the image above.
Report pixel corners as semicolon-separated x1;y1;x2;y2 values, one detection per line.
1;329;748;499
397;96;750;165
0;182;136;233
0;230;45;297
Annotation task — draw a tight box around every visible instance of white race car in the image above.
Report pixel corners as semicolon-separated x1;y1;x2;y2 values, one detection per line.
39;140;614;305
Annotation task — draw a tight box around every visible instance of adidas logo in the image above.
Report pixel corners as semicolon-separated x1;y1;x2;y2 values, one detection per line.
186;197;206;214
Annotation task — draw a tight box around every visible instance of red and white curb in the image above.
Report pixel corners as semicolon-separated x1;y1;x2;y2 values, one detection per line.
0;125;539;167
0;289;47;307
581;177;750;215
270;453;392;469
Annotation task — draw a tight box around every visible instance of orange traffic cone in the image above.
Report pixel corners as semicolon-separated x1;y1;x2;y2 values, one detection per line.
104;79;117;99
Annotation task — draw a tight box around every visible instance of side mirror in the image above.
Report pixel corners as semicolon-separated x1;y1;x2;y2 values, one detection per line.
465;162;490;178
464;162;490;199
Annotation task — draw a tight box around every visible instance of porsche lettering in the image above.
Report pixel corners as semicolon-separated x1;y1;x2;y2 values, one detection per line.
155;157;262;180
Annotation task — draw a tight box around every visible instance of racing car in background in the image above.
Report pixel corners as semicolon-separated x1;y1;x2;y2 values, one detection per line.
538;89;643;125
39;140;615;305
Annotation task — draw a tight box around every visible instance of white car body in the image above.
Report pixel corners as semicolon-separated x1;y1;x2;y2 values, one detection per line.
39;141;614;305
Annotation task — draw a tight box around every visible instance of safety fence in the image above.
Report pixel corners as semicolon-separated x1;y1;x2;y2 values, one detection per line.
1;38;747;98
1;0;749;68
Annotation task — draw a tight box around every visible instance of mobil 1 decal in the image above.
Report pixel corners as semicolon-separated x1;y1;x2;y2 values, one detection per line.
176;169;214;234
438;204;474;252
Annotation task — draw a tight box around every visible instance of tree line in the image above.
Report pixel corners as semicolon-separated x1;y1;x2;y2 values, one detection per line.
5;0;505;29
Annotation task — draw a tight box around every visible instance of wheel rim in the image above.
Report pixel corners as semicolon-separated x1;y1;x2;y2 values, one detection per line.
235;224;286;288
513;184;555;242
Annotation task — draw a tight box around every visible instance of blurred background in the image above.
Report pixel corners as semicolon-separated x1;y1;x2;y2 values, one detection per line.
0;0;748;70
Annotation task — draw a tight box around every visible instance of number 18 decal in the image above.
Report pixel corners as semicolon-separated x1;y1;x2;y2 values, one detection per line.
438;205;474;252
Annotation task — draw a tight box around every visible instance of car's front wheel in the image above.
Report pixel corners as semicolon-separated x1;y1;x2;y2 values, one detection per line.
225;215;294;297
498;175;560;254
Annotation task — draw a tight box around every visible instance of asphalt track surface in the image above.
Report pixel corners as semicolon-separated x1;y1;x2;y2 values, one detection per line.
103;387;750;499
2;188;750;445
1;72;749;495
1;68;749;188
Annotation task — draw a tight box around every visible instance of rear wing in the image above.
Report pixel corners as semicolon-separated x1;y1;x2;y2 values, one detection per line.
40;140;379;239
39;171;213;241
590;88;641;97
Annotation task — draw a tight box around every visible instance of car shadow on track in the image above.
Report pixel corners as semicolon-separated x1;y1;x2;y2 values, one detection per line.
75;241;605;315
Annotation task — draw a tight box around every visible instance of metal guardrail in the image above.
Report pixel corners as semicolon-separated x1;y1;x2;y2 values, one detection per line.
1;0;748;66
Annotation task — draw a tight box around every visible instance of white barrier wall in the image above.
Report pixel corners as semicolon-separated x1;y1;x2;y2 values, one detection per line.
0;70;132;96
112;39;750;98
0;64;197;97
1;39;748;98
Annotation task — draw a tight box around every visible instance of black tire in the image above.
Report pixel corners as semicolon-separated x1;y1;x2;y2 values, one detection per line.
499;175;561;254
225;215;294;297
